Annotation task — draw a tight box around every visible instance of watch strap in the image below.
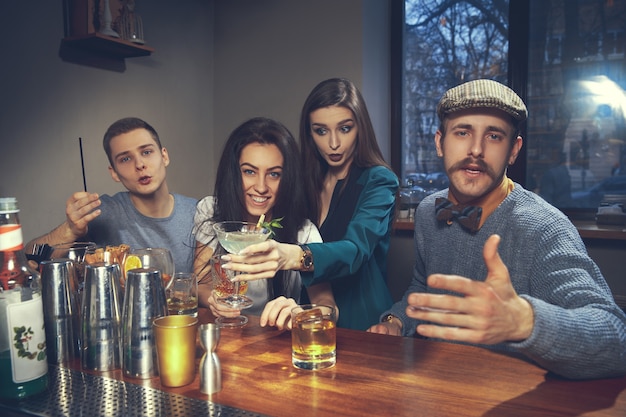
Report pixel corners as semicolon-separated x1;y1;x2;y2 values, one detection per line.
299;244;314;271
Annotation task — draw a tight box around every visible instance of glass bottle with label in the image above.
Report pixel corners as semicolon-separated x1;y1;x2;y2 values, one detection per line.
0;197;48;399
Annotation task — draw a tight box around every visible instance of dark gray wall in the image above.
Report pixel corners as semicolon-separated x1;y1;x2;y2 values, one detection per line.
0;0;390;243
211;0;390;166
0;0;214;240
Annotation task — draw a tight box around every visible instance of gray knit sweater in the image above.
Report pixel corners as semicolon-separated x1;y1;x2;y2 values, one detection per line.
386;184;626;379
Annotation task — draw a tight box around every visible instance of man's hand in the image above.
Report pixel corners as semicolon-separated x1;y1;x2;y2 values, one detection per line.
25;192;102;254
406;234;534;345
65;192;101;238
367;318;403;336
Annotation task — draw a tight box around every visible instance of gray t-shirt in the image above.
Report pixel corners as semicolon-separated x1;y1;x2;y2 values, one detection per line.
85;192;197;273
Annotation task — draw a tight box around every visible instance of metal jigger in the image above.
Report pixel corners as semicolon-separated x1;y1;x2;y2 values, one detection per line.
40;259;80;364
199;323;221;394
122;267;168;379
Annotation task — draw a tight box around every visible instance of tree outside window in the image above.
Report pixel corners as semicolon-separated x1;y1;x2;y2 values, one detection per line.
401;0;509;191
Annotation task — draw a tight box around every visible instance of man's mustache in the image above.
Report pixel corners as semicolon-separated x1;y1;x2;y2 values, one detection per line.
449;158;496;179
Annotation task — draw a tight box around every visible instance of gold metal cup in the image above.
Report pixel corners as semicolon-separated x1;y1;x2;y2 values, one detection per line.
153;315;199;387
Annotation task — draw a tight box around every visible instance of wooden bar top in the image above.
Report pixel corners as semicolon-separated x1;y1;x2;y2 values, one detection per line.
56;310;626;416
2;308;625;416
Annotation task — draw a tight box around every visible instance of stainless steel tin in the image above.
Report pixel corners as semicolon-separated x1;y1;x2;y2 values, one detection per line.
40;259;80;364
122;267;168;379
81;262;122;371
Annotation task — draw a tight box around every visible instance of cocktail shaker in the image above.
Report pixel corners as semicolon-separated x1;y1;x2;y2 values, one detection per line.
51;241;97;305
122;267;168;379
40;259;80;364
81;262;123;371
199;323;221;394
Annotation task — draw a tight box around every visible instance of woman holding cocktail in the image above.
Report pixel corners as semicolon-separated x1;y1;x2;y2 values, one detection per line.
193;117;335;328
220;78;399;330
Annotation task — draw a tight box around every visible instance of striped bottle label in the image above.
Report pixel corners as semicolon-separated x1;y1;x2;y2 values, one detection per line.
0;225;24;251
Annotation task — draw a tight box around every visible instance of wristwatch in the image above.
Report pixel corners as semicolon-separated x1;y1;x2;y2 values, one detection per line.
299;244;314;271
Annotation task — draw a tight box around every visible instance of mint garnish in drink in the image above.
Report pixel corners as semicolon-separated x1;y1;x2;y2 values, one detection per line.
260;217;283;238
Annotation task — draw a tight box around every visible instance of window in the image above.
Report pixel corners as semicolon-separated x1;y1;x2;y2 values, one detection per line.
392;0;626;214
394;0;510;213
526;0;626;211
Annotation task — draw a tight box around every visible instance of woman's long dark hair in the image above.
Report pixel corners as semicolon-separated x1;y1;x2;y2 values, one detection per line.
299;78;391;225
201;117;307;298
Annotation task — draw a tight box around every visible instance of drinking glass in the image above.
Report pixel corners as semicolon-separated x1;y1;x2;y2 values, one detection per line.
125;247;174;288
210;252;250;327
291;304;337;370
211;221;271;327
165;272;198;317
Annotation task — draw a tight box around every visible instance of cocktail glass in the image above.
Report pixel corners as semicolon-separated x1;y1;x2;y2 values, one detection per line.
211;221;270;327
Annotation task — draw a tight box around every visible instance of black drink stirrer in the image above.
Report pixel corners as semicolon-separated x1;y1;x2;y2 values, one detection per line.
79;137;87;192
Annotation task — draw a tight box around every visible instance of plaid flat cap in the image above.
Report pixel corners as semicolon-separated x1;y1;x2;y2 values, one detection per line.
437;79;528;123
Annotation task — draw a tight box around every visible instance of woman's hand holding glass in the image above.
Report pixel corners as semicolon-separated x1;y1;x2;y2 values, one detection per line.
208;255;300;330
220;240;303;281
206;290;242;320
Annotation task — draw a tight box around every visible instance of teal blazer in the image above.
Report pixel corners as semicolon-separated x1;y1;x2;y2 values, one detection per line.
301;166;398;330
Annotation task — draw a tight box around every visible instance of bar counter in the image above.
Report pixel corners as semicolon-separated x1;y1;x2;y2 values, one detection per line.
395;217;626;240
2;308;626;416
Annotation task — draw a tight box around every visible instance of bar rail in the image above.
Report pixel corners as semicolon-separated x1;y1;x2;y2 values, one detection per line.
394;218;626;240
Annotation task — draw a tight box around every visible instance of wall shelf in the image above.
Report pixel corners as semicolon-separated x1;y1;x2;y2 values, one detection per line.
62;33;154;58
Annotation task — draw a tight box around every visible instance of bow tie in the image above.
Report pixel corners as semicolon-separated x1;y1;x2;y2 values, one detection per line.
435;197;483;233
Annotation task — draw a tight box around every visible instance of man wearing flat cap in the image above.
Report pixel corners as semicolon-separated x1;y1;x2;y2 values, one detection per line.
369;79;626;380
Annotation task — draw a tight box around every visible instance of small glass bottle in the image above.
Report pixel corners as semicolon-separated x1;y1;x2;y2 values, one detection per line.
0;197;48;399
